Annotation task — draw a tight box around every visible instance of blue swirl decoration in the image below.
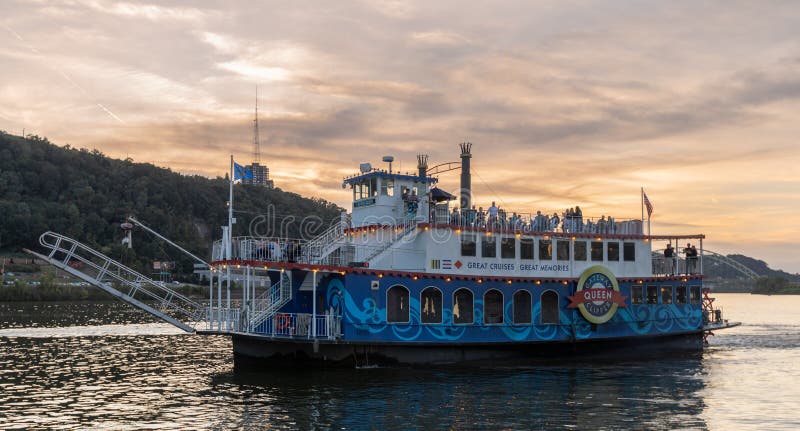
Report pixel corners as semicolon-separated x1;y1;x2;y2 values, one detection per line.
424;309;467;341
500;300;531;341
619;306;653;334
391;297;422;341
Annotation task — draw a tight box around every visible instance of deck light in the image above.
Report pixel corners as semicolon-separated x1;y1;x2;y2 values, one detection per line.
535;280;541;285
340;271;346;275
424;226;429;231
596;237;602;241
413;276;419;280
562;280;568;285
682;277;688;282
378;274;383;278
446;277;451;282
486;231;492;236
507;280;512;284
543;235;549;241
571;236;576;241
237;264;241;269
515;233;521;238
477;279;483;283
455;229;461;234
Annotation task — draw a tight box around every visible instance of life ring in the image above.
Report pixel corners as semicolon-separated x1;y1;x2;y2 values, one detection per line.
276;313;291;330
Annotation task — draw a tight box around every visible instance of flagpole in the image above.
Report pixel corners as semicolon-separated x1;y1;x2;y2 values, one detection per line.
227;155;233;322
641;187;645;236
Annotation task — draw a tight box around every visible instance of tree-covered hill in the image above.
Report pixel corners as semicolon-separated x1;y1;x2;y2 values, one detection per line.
0;131;342;276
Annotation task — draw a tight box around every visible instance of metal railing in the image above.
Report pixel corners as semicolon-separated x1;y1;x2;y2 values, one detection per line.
361;217;419;263
254;312;341;339
29;232;205;332
205;307;241;332
431;210;643;235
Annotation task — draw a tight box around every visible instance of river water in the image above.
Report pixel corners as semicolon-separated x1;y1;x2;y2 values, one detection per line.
0;293;798;430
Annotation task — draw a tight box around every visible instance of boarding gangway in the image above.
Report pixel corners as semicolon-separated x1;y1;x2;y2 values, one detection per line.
25;231;206;333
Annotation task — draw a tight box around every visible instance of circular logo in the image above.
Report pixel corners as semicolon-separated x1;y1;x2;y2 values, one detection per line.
572;265;623;324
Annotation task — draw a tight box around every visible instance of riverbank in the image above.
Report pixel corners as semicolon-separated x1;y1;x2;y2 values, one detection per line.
0;281;210;301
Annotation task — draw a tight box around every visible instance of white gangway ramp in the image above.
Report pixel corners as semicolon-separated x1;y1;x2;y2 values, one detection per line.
25;231;206;333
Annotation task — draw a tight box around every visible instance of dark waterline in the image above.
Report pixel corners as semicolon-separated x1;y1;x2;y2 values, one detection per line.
1;294;799;430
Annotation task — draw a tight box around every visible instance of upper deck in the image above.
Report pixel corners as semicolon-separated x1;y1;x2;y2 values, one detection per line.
212;147;705;282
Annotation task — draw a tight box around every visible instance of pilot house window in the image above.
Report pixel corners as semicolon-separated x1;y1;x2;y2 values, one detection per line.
387;285;409;323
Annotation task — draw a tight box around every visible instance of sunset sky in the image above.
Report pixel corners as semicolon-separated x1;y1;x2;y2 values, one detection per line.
1;1;799;272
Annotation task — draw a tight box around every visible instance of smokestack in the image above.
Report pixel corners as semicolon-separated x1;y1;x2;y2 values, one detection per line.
417;154;428;179
459;142;472;211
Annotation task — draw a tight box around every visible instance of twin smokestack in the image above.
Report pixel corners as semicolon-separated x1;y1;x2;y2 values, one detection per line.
414;143;472;210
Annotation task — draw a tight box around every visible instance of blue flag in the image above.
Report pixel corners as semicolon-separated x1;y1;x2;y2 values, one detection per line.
234;162;253;180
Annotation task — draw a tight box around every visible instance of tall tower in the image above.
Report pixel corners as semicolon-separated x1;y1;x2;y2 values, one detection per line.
253;87;261;164
243;87;275;189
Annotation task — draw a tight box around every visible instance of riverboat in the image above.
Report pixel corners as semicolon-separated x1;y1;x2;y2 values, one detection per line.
27;143;739;367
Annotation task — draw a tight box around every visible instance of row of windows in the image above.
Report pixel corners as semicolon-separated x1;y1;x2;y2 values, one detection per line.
387;284;703;325
387;285;561;325
630;285;702;305
461;235;636;262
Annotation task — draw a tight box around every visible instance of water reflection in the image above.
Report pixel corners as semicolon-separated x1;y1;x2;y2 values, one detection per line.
2;296;799;430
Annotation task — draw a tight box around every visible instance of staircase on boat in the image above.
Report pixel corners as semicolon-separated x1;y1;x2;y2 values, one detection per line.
25;231;205;333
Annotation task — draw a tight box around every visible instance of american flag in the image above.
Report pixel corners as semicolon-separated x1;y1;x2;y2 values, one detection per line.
643;191;653;217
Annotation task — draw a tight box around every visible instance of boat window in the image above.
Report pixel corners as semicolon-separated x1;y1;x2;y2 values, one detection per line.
556;240;570;261
607;242;620;261
513;290;532;324
690;286;702;304
481;234;496;258
386;285;410;323
623;242;636;261
484;289;504;324
355;178;378;200
453;288;474;324
646;285;658;304
539;239;552;260
541;290;559;324
574;241;587;261
676;285;687;304
591;241;604;261
660;286;673;304
421;287;443;324
501;237;516;259
520;238;534;260
461;233;476;257
380;178;394;196
631;285;644;304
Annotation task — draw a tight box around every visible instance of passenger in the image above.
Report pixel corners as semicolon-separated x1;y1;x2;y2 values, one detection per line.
477;207;486;227
575;206;583;232
451;207;459;225
663;243;674;275
686;243;698;274
598;215;607;234
488;201;499;226
550;212;560;231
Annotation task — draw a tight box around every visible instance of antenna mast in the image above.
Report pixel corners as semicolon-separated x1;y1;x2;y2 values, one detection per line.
253;86;261;164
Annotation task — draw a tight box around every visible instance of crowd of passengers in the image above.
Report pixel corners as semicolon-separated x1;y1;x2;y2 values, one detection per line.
447;203;622;234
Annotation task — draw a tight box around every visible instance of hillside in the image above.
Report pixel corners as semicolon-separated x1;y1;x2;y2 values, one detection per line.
0;131;342;277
